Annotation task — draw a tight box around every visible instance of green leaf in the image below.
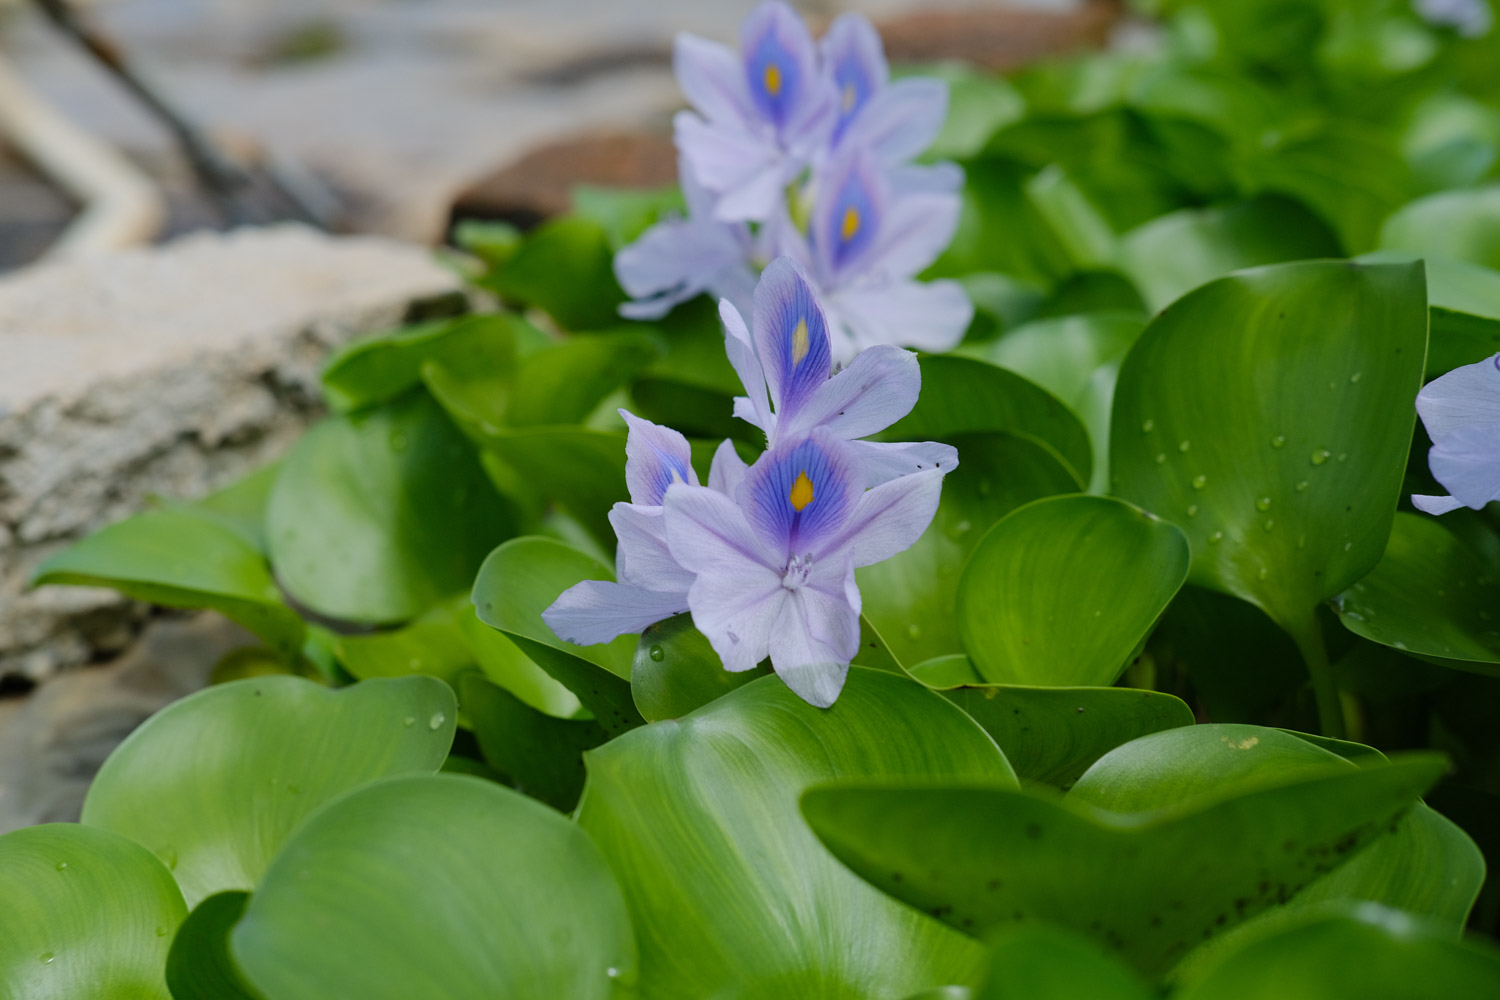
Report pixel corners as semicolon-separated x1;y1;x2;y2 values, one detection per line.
505;331;663;427
165;892;258;1000
1334;513;1500;675
572;183;685;248
460;674;605;812
1118;195;1341;312
1024;165;1118;271
231;775;636;999
576;668;1014;999
266;391;513;623
320;314;533;413
32;507;304;661
487;429;628;547
919;66;1027;161
0;823;186;1000
471;536;643;737
82;675;456;908
1109;260;1428;721
179;462;281;555
927;158;1071;285
1173;904;1500;999
337;601;475;686
883;356;1093;487
1363;250;1500;377
1380;186;1500;270
630;613;769;721
801;740;1446;976
457;604;581;717
957;495;1189;686
956;272;1047;341
975;926;1153;1000
910;670;1196;789
487;215;624;330
858;433;1082;668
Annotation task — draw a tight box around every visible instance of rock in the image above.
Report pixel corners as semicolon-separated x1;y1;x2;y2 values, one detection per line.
0;613;253;834
0;224;462;682
876;2;1121;73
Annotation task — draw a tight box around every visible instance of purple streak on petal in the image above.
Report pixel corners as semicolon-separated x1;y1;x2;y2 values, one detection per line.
664;483;779;573
814;149;886;281
741;1;809;129
815;466;948;568
611;503;695;592
674;33;756;128
1416;355;1500;442
846;439;960;488
721;298;772;434
741;431;858;558
768;572;859;707
753;257;835;430
822;13;887;144
1412;493;1466;515
863;188;962;281
839;77;948;164
542;580;688;646
1429;421;1500;509
621;410;698;506
832;279;972;354
709;438;749;496
786;344;919;441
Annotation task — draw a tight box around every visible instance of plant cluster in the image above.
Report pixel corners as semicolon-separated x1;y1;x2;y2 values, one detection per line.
5;0;1500;997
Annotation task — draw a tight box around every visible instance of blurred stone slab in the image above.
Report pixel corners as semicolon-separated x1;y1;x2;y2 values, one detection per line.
0;613;251;834
0;224;462;681
880;2;1119;71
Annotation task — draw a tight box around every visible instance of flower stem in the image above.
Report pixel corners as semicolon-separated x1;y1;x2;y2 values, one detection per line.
1289;612;1345;740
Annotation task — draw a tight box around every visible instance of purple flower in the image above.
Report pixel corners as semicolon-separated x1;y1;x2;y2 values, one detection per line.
722;256;957;479
821;13;949;164
1414;0;1493;37
772;147;972;359
613;156;759;321
673;2;836;222
664;428;952;706
1412;355;1500;515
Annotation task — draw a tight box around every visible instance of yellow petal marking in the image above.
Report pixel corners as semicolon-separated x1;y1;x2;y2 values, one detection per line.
791;317;810;366
765;62;782;97
841;82;857;114
841;206;860;243
789;470;815;511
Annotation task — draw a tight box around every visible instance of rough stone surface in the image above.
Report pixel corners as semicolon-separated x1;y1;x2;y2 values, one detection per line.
0;613;253;834
0;225;462;680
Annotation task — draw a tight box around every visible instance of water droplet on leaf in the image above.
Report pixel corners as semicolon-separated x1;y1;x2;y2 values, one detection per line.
1191;474;1208;490
1141;419;1155;432
1270;435;1286;449
1311;450;1331;466
1255;497;1272;512
648;645;665;662
428;712;446;731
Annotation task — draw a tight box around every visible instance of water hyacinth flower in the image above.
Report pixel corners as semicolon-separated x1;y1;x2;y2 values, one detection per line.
724;256;957;481
664;429;951;706
1412;354;1500;514
821;12;949;164
674;1;836;222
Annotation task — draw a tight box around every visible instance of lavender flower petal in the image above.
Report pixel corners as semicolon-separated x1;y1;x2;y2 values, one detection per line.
542;580;690;647
740;432;859;559
767;565;860;707
611;503;695;593
709;439;750;496
1429;421;1500;509
822;12;886;145
674;32;757;128
1416;354;1500;442
814;466;949;568
832;278;973;355
847;439;960;488
621;410;699;506
838;77;948;165
784;344;919;443
752;257;835;433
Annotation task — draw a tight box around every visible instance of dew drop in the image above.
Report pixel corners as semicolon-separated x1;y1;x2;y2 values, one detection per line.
39;952;54;965
1295;480;1309;492
160;847;178;872
1178;440;1191;453
1255;497;1272;512
1311;450;1331;466
1141;419;1155;433
1186;505;1199;518
403;716;416;728
907;624;922;640
1393;640;1408;650
1208;531;1224;544
1343;541;1353;552
1155;453;1167;464
54;861;67;872
1191;474;1208;490
648;644;665;662
1349;372;1363;384
607;968;620;979
1257;567;1269;580
954;519;972;535
428;712;446;731
1270;434;1286;449
155;926;169;938
1263;519;1275;532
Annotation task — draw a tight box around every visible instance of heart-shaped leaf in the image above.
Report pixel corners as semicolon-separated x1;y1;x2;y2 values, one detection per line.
630;613;769;721
231;775;636;999
166;892;258;1000
484;215;624;330
82;675;455;907
957;494;1189;686
576;668;1015;999
460;674;606;812
505;331;662;427
1334;512;1500;676
858;433;1082;668
0;823;186;1000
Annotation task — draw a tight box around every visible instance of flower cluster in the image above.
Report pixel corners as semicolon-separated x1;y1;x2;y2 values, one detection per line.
1413;354;1500;514
615;1;971;363
544;258;956;707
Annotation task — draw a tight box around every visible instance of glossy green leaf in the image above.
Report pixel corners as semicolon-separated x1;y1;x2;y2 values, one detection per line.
975;926;1153;1000
1380;186;1500;270
266;392;512;623
82;675;456;907
232;775;635;999
1362;250;1500;375
957;495;1189;686
177;462;280;555
337;601;475;686
858;433;1082;668
486;215;624;330
882;356;1093;486
576;668;1014;999
927;158;1071;285
1334;512;1500;675
461;674;605;811
486;429;628;546
457;604;581;716
1109;260;1428;699
802;741;1446;975
1118;195;1341;311
630;613;769;721
165;892;258;1000
1174;904;1500;999
956;272;1046;341
471;536;643;737
572;183;685;249
910;668;1196;789
32;507;304;661
505;331;662;427
920;66;1027;161
1024;165;1118;271
0;823;186;1000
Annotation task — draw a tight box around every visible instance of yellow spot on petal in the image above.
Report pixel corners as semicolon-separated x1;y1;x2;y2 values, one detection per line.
841;206;860;243
764;62;782;97
791;317;810;366
841;82;857;114
789;470;814;511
